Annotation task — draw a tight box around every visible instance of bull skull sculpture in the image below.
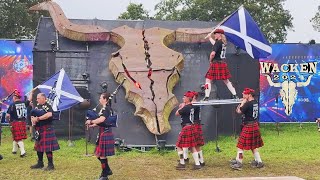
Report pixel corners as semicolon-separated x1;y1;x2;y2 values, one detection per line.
265;75;313;116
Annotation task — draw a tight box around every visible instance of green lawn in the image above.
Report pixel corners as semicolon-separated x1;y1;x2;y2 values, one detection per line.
0;123;320;180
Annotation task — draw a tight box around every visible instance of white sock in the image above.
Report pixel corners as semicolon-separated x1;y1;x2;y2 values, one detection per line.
224;80;236;95
236;149;244;163
205;83;211;97
182;148;189;159
198;150;204;163
192;152;200;166
254;151;262;163
178;151;185;164
17;141;26;155
12;141;18;152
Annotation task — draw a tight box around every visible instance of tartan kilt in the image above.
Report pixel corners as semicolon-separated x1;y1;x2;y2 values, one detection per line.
205;61;231;80
95;127;115;157
176;125;197;148
34;125;60;152
11;121;27;141
193;123;205;146
237;122;264;150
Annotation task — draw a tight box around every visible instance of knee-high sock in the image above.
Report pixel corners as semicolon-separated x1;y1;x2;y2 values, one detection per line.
182;148;189;159
236;149;244;163
253;149;262;162
192;152;200;165
12;141;18;152
17;141;26;155
37;151;44;162
205;79;211;97
224;80;236;95
198;150;204;163
46;152;53;165
178;151;185;164
100;158;110;176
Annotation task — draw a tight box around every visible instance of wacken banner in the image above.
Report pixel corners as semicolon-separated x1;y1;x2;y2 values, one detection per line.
259;44;320;123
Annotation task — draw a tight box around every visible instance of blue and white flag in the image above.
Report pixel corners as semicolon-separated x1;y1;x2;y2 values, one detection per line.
218;5;272;59
37;68;84;111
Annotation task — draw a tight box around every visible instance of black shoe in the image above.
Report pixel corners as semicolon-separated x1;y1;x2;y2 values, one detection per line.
44;164;55;171
0;154;3;160
202;97;209;101
192;164;202;170
175;163;186;170
20;153;26;158
232;95;239;99
200;162;205;167
256;162;264;168
230;161;243;171
176;158;189;164
12;151;17;154
30;161;44;169
229;159;237;165
107;170;113;176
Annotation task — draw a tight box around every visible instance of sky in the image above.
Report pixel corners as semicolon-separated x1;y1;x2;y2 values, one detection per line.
54;0;319;43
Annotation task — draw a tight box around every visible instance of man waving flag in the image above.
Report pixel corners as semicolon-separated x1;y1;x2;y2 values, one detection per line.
37;68;84;111
209;5;272;59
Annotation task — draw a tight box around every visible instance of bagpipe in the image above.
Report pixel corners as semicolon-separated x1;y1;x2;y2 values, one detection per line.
86;78;126;128
30;108;61;121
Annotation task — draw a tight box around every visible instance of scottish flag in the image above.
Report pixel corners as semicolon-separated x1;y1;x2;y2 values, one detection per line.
218;5;272;59
37;68;84;111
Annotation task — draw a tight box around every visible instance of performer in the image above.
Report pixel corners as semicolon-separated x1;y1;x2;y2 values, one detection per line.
85;92;114;180
6;91;31;157
30;93;60;171
203;29;237;101
230;88;264;170
175;91;201;170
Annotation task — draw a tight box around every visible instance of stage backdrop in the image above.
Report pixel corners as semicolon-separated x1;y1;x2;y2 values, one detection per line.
0;40;33;121
259;43;320;123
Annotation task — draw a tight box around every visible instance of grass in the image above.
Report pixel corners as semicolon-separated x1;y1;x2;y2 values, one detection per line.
0;123;320;180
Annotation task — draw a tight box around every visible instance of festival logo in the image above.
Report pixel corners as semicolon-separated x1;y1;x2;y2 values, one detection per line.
260;62;317;116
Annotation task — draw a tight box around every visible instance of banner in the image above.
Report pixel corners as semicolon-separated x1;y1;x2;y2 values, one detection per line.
259;44;320;122
0;40;33;116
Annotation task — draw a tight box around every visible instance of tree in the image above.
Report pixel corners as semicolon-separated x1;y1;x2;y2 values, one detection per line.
311;6;320;32
118;3;149;20
0;0;46;39
154;0;293;43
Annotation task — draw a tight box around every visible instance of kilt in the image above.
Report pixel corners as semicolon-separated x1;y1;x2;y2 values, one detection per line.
193;123;205;146
176;125;197;148
237;122;264;150
95;127;115;157
205;61;231;80
11;121;27;141
34;125;60;152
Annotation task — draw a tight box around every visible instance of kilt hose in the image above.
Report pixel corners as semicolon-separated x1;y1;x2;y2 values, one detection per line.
205;61;231;80
34;125;60;152
176;125;197;148
237;122;264;150
193;123;205;146
11;121;27;141
95;127;115;157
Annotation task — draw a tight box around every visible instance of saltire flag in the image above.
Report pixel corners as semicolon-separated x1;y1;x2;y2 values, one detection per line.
37;68;84;111
215;5;272;59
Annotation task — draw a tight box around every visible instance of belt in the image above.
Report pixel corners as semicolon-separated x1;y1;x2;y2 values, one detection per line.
194;121;201;124
181;123;192;127
243;121;256;125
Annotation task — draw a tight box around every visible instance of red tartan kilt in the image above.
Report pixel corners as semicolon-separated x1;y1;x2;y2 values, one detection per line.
34;125;60;152
205;61;231;80
176;125;197;148
237;122;264;150
95;127;115;157
11;121;27;141
193;123;205;146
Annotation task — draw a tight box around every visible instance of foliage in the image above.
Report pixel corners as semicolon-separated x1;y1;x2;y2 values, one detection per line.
118;3;149;20
0;123;320;179
154;0;293;43
311;6;320;32
0;0;46;39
